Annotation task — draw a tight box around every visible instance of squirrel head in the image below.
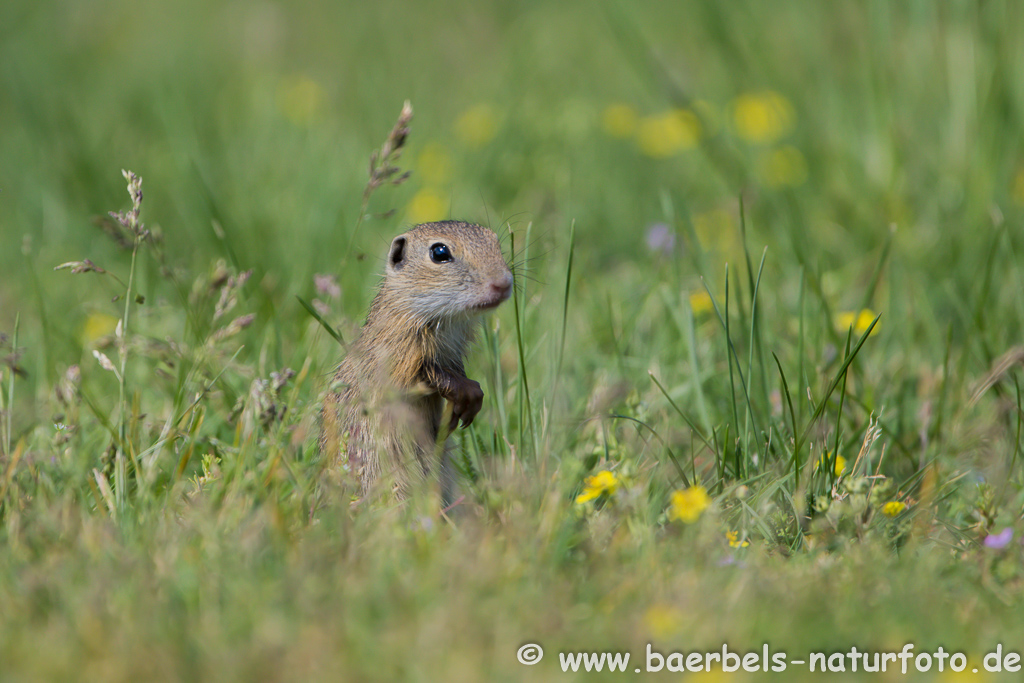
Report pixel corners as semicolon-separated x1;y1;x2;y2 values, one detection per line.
384;221;513;321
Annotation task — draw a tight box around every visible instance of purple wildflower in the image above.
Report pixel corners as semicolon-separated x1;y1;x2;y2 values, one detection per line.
984;528;1013;549
645;223;675;256
314;274;341;299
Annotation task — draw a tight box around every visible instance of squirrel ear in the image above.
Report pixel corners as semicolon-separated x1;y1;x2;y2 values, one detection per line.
388;236;407;269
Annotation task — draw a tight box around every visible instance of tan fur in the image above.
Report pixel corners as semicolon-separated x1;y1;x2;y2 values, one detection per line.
320;221;513;501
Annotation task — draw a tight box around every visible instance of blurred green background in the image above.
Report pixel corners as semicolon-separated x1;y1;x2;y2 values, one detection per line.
4;1;1023;372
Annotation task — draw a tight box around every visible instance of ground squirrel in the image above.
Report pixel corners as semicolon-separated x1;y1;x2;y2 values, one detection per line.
320;221;513;501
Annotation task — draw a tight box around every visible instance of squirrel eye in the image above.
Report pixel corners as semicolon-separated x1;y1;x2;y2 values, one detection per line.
429;243;453;263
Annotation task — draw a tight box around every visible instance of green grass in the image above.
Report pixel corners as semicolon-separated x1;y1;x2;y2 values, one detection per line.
3;0;1024;680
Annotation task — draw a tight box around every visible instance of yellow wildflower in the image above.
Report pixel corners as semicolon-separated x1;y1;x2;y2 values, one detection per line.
836;309;879;337
731;91;794;144
938;661;990;682
78;312;119;345
882;501;906;517
636;109;701;158
668;485;710;523
601;103;638;138
689;291;713;316
575;470;620;504
455;104;498;147
644;604;683;639
416;143;453;185
758;146;807;188
405;188;447;224
726;530;750;548
1012;168;1024;205
277;74;324;126
816;453;847;476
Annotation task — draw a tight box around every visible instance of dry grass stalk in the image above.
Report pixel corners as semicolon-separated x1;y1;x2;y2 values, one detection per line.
362;100;414;210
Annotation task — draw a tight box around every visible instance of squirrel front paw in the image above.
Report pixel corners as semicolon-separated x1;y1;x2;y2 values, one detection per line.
442;377;483;431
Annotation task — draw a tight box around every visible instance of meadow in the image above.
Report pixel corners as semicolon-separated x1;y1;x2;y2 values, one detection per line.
2;0;1024;680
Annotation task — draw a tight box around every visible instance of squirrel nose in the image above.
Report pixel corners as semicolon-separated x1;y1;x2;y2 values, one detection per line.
489;274;513;300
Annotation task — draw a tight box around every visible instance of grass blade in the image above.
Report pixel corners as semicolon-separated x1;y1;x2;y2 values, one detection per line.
296;295;344;345
772;352;799;485
649;371;713;452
